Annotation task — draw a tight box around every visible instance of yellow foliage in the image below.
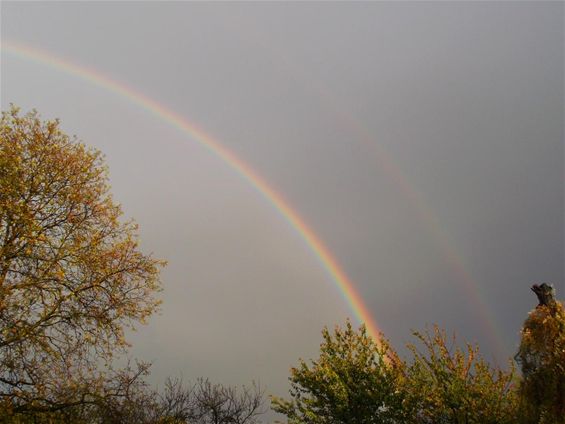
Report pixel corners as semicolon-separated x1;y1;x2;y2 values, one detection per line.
516;297;565;423
0;106;165;414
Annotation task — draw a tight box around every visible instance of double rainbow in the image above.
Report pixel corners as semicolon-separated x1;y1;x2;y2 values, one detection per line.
1;41;382;341
2;41;508;358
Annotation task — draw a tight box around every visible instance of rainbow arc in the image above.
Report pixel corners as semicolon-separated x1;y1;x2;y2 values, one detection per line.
1;40;382;342
2;40;509;359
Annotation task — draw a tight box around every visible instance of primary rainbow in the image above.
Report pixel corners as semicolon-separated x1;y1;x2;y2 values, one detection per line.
1;40;383;342
245;40;507;359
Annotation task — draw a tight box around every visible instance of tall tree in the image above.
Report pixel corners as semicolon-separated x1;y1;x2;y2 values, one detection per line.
516;283;565;423
0;106;164;415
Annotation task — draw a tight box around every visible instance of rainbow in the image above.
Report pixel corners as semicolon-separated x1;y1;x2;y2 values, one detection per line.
1;40;509;359
1;41;383;342
239;35;507;359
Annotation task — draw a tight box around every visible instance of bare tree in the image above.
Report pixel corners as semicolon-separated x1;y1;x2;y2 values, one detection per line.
155;378;266;424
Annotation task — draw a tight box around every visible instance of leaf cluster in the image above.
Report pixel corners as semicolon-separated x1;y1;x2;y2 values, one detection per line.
403;326;517;424
0;106;165;414
516;300;565;423
272;320;404;424
272;321;519;424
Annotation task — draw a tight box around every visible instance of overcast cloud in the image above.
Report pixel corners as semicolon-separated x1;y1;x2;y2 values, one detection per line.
1;1;563;419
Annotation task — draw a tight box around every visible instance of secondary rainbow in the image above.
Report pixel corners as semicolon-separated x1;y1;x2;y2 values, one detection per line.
248;41;507;358
1;40;382;341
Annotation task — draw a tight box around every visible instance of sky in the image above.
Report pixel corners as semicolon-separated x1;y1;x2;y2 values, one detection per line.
1;1;563;418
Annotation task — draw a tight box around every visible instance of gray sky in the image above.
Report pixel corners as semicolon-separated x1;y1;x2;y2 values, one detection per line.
1;1;563;419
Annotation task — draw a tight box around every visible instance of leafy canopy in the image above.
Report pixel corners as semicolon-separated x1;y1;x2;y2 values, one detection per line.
273;322;518;424
271;320;405;424
403;326;517;424
0;106;164;414
516;284;565;424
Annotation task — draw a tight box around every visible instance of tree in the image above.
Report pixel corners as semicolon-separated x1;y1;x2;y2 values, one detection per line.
403;326;518;424
83;377;265;424
271;320;406;424
154;378;265;424
516;283;565;423
0;106;164;415
273;321;519;424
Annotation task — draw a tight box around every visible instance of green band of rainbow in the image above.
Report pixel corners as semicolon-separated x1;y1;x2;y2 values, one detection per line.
1;40;382;342
246;38;507;358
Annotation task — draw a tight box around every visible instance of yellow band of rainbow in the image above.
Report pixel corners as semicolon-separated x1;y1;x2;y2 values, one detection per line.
1;40;383;342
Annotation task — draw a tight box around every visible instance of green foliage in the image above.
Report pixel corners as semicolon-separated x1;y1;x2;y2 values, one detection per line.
516;297;565;423
273;323;518;424
403;326;518;424
271;320;406;424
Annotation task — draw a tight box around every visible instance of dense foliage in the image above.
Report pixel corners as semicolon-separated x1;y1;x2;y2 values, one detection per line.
516;284;565;423
271;321;406;423
274;286;565;424
0;107;164;415
272;322;519;424
403;326;517;424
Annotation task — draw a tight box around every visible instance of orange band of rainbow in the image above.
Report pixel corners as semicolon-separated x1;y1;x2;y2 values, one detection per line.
2;40;383;342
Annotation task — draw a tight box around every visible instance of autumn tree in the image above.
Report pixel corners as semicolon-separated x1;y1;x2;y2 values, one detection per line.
273;321;519;424
271;320;406;424
403;326;518;424
516;283;565;423
0;106;164;416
